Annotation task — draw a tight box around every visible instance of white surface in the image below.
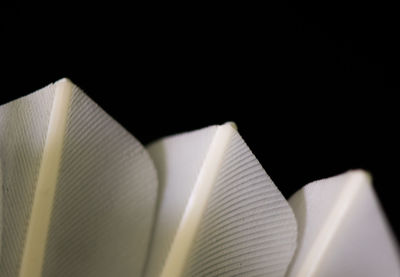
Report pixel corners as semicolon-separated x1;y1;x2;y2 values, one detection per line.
144;125;218;277
0;79;158;277
287;170;400;277
19;78;73;277
146;123;297;277
183;126;297;277
0;83;55;277
160;123;235;277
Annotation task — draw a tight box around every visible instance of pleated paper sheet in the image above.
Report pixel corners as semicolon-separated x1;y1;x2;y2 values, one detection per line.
145;123;297;277
287;170;400;277
0;83;55;277
5;78;397;277
0;79;158;277
144;125;218;277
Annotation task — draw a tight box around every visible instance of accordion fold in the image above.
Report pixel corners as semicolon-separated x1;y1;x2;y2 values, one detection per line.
0;79;398;277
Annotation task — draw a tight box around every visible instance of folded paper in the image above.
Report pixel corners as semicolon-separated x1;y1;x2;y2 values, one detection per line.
1;79;398;277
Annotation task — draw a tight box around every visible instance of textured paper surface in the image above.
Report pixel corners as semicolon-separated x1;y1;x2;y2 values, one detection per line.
19;79;74;277
144;125;217;277
146;124;297;277
0;84;55;277
287;170;400;277
0;80;158;277
0;159;2;257
183;127;297;276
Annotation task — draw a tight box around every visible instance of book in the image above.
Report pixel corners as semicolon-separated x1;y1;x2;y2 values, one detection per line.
0;79;398;277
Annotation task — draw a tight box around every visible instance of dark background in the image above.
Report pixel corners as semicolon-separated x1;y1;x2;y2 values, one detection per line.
1;4;399;241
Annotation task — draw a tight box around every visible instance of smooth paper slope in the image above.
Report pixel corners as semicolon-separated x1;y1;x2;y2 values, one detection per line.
287;170;400;277
146;123;297;277
1;79;158;277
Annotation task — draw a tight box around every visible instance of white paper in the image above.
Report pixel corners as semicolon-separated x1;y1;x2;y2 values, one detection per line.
0;79;158;277
287;170;400;277
146;123;297;277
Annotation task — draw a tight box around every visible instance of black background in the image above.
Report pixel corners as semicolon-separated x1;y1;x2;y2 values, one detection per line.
1;4;399;241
